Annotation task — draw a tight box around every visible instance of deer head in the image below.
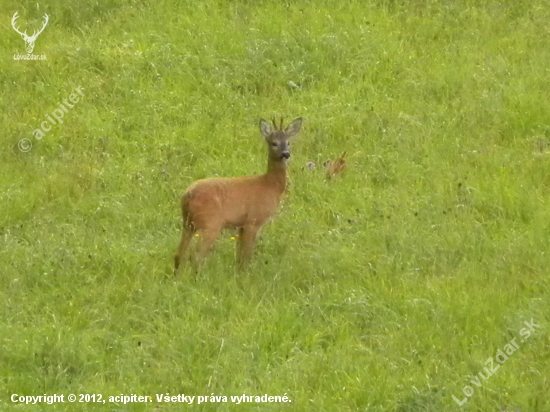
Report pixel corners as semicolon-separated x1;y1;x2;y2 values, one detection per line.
11;11;49;54
259;117;302;163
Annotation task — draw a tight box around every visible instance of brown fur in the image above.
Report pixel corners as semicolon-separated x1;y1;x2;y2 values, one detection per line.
325;151;347;180
174;117;302;274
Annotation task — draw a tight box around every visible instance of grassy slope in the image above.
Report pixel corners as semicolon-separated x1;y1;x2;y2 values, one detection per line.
1;0;549;410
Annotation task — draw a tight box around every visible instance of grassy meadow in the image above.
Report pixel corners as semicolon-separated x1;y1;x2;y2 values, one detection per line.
1;0;550;410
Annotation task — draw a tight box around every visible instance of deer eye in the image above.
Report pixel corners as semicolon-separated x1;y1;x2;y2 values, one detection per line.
271;142;277;147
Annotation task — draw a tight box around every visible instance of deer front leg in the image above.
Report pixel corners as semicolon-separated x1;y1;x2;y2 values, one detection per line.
236;224;261;268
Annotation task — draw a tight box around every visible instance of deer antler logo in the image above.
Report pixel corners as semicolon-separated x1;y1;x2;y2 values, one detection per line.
11;11;49;54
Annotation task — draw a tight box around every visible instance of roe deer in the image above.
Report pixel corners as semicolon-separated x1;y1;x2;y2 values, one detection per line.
174;117;303;274
325;151;347;180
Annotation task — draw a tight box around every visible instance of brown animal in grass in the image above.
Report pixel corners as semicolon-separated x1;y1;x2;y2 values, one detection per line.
174;117;303;274
325;151;347;180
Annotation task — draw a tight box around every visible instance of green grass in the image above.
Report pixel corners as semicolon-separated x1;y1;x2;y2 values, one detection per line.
1;0;549;410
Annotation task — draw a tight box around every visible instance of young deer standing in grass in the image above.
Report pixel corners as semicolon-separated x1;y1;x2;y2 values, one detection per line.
174;117;303;274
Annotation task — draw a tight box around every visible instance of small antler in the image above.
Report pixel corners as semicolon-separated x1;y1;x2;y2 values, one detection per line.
270;117;286;130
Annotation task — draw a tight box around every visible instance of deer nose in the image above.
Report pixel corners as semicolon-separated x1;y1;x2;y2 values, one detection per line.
281;152;290;159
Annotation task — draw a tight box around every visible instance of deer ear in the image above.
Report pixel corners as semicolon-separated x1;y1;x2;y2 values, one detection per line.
259;119;272;138
285;118;302;137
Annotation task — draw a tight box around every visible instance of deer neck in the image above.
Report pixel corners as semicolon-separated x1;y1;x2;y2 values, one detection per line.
264;157;287;194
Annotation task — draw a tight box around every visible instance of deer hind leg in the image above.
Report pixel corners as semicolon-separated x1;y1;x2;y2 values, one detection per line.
191;226;221;271
174;226;194;276
236;224;261;268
